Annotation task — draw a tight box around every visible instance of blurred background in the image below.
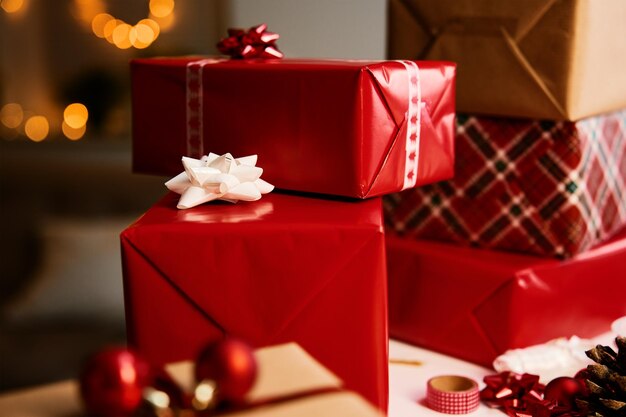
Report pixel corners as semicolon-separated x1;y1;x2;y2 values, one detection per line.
0;0;385;391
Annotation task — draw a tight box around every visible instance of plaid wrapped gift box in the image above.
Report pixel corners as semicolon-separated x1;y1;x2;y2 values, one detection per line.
384;110;626;258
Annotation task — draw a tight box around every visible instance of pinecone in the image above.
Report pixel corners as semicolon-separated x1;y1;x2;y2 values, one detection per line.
576;336;626;417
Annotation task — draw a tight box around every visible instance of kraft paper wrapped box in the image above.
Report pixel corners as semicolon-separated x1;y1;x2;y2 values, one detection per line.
386;230;626;367
388;0;626;120
167;343;384;417
131;58;456;198
120;192;388;411
384;110;626;258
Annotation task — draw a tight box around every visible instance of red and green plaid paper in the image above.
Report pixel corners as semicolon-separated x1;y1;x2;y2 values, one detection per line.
384;110;626;258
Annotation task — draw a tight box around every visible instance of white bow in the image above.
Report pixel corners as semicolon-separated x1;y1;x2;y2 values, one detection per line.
165;153;274;209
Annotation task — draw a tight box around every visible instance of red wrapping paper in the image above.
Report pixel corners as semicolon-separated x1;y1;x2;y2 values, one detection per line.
386;230;626;367
131;58;455;198
121;192;388;411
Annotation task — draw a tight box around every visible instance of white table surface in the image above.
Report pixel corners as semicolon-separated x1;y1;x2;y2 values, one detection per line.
388;329;617;417
389;339;500;416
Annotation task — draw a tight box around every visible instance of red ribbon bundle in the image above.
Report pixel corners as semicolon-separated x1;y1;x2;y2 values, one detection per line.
217;24;284;59
480;372;584;417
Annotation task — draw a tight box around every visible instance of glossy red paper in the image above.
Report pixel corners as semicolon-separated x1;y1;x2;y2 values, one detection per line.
386;231;626;366
121;193;388;410
131;58;455;198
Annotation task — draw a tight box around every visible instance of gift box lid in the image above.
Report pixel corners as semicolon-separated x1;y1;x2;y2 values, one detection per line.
126;192;384;230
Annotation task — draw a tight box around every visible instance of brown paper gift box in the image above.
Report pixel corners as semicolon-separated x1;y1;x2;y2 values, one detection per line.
388;0;626;120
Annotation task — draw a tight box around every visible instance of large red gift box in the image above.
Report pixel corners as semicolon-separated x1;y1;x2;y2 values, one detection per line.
131;58;455;198
121;192;388;410
385;110;626;258
386;230;626;367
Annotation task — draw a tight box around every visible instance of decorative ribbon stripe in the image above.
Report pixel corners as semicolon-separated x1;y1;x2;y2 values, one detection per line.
427;375;480;414
397;60;421;190
186;59;221;158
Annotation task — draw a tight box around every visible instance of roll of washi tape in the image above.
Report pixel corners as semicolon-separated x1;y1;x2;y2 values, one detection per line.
426;375;480;414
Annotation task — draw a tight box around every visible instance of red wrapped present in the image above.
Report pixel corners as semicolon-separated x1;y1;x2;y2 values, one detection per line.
120;192;388;411
131;58;455;198
384;110;626;258
386;230;626;367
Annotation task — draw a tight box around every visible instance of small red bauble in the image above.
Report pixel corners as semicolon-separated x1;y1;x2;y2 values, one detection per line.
79;347;153;417
544;376;587;408
195;337;257;403
574;368;590;383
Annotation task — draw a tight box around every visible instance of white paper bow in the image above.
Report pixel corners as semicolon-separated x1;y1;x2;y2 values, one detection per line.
165;153;274;209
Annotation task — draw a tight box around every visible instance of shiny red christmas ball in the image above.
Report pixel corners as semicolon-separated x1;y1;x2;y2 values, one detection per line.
79;347;153;417
195;337;257;403
574;368;590;383
544;376;587;408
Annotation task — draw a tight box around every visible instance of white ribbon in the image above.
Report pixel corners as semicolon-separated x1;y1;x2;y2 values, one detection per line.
165;153;274;209
186;59;223;157
396;60;421;190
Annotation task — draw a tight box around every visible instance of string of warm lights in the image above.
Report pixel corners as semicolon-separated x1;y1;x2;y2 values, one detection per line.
1;0;175;49
1;102;89;142
1;1;175;141
73;0;175;50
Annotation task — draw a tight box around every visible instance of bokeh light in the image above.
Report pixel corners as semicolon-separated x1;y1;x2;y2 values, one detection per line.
75;0;173;49
0;103;24;129
151;11;175;32
1;0;25;14
130;22;156;49
139;18;160;39
112;23;133;49
149;0;174;18
24;116;49;142
91;13;113;38
64;103;89;129
73;0;104;23
62;121;87;141
103;18;121;43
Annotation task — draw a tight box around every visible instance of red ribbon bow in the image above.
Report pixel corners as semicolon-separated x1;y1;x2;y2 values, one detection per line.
480;372;584;417
217;23;284;59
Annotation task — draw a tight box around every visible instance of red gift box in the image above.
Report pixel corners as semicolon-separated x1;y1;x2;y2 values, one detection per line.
121;192;388;411
386;230;626;367
131;58;455;198
385;110;626;257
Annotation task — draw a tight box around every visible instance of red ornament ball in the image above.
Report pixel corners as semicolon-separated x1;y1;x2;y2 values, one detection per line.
79;347;153;417
544;376;587;408
195;337;257;403
574;368;590;383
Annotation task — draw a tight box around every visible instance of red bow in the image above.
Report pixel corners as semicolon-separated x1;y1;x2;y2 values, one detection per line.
481;372;584;417
217;24;284;59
